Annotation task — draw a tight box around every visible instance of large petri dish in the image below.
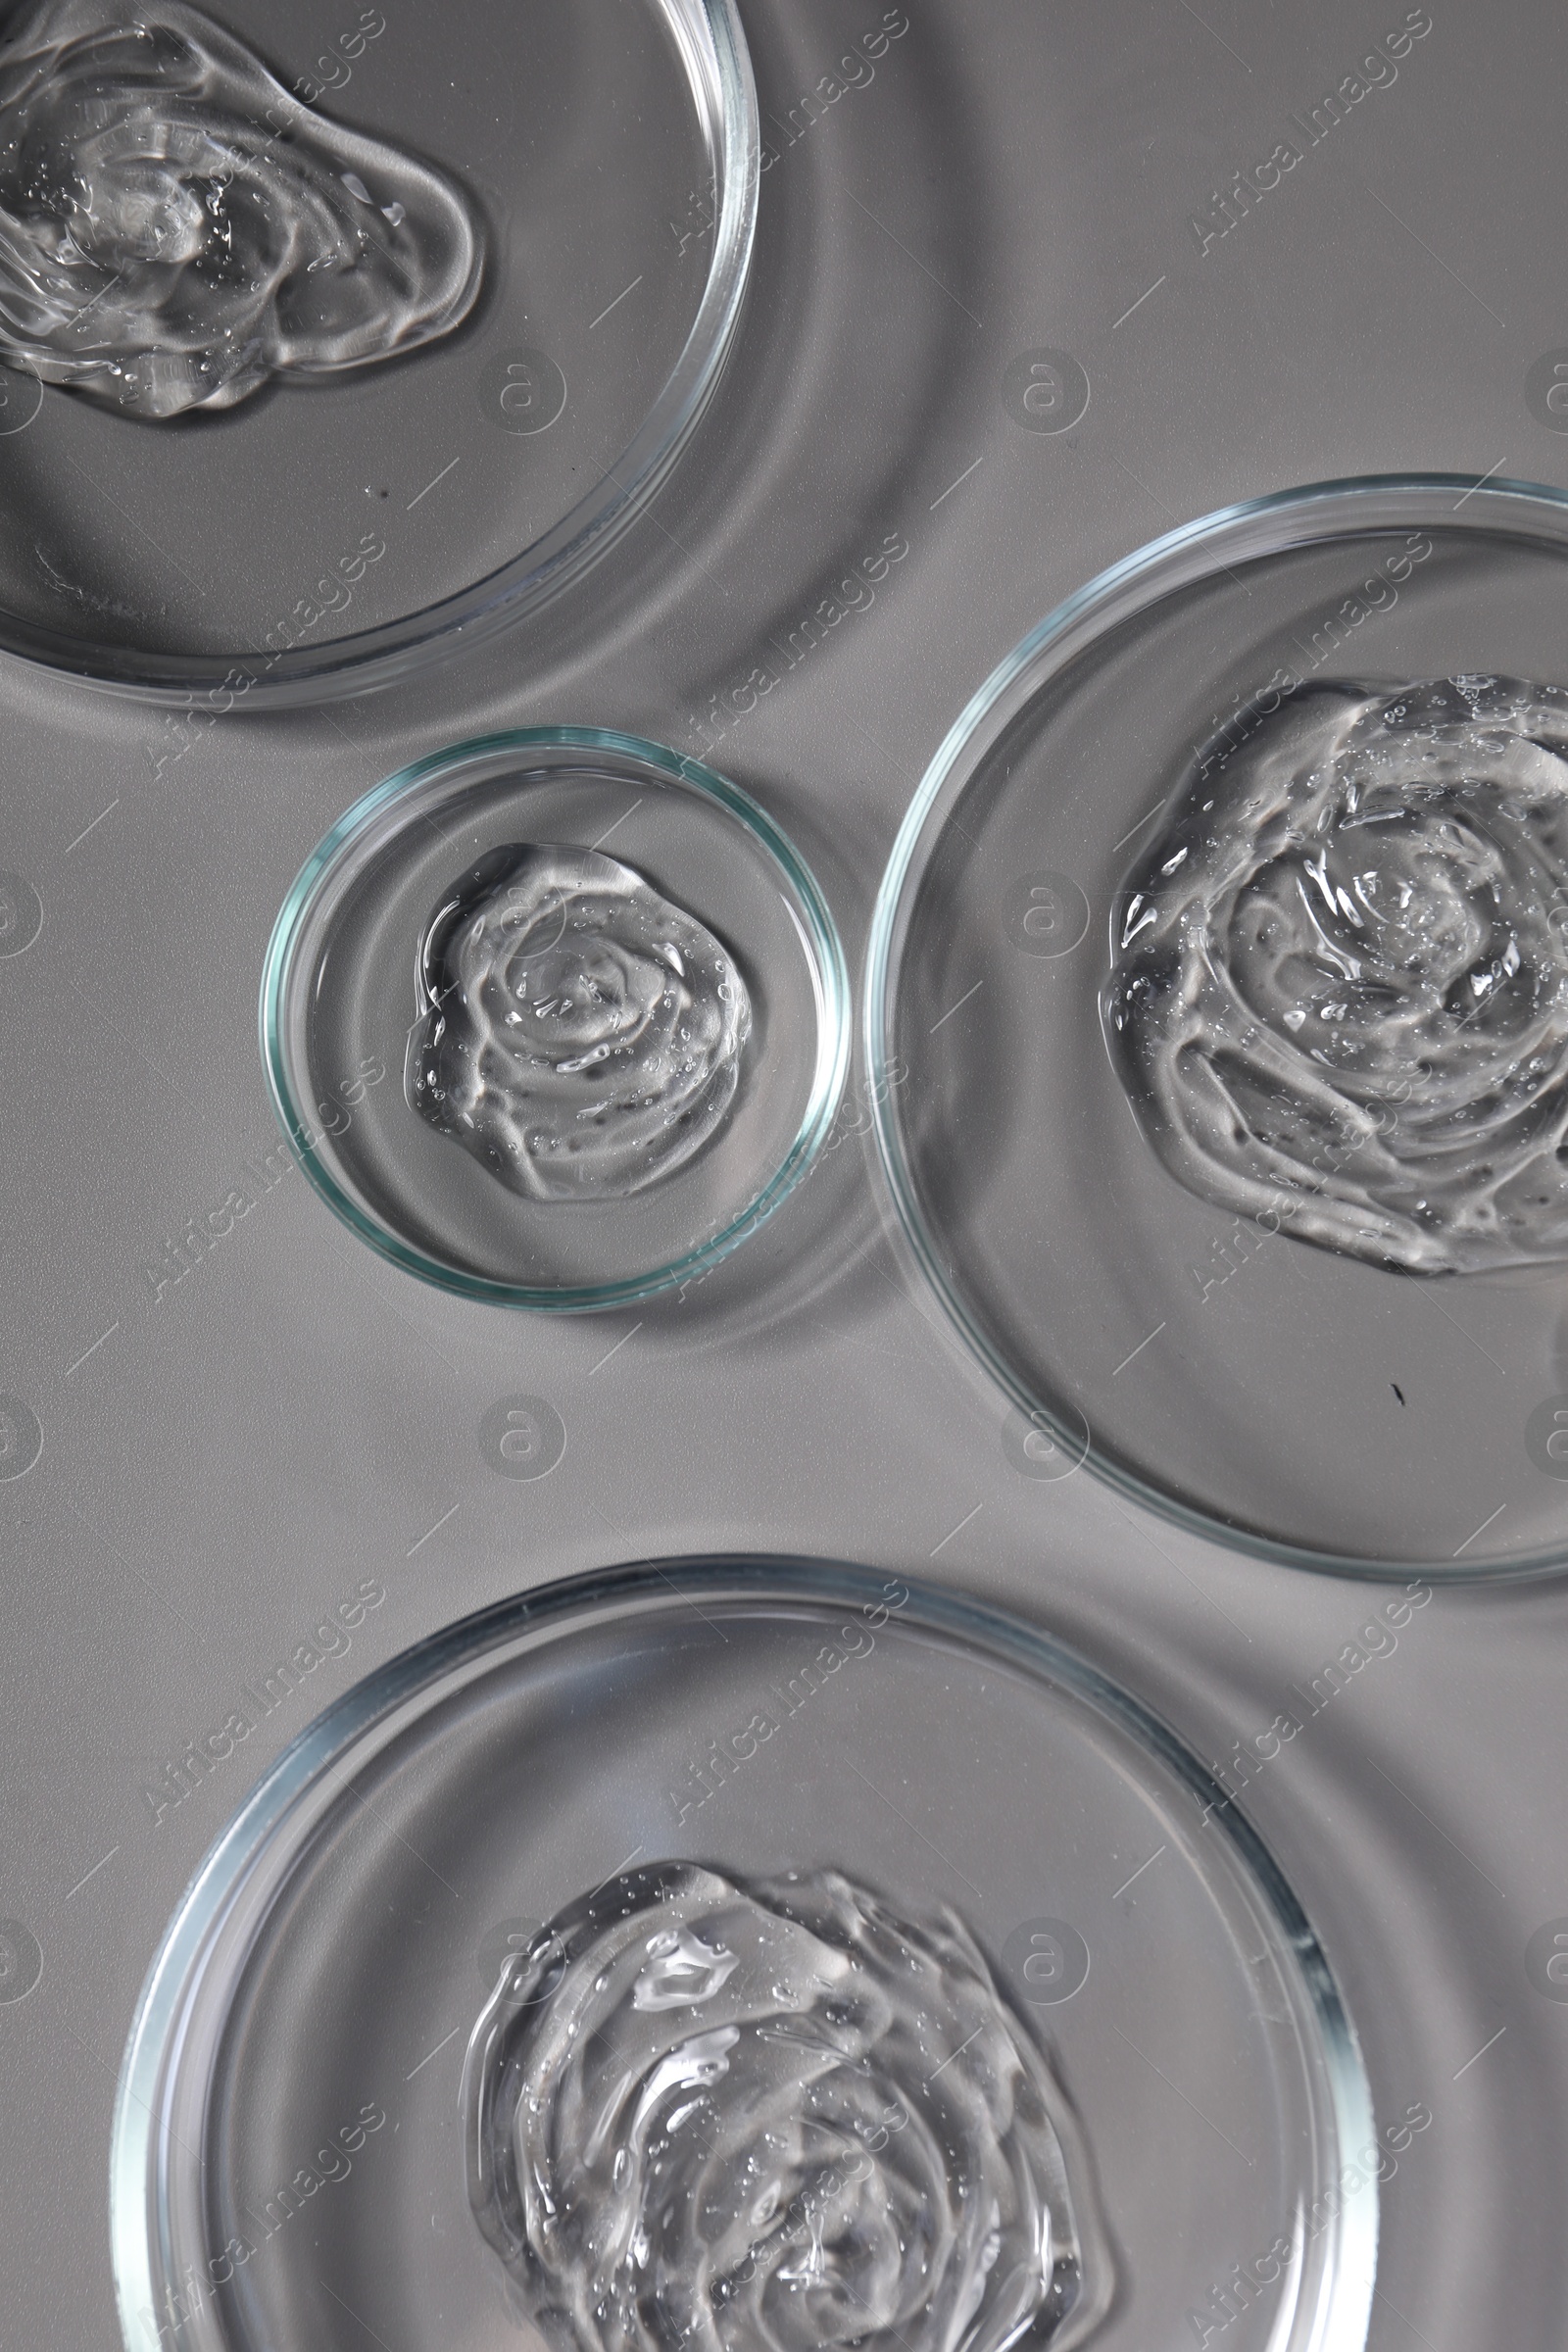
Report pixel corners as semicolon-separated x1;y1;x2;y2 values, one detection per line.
111;1559;1377;2352
868;476;1568;1579
0;0;756;703
262;729;848;1309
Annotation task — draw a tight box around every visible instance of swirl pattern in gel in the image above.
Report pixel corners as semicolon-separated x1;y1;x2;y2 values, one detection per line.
462;1864;1109;2352
1105;676;1568;1273
409;846;751;1201
0;0;481;416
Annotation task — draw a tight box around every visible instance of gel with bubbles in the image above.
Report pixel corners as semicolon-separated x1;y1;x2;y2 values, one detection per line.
408;845;752;1202
462;1862;1109;2352
0;0;481;416
1105;676;1568;1273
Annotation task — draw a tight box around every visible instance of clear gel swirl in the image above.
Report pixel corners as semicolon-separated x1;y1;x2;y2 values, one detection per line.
0;0;482;417
408;846;752;1201
462;1865;1107;2352
1104;676;1568;1273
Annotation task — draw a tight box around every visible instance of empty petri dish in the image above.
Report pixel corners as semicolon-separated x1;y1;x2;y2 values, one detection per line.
261;729;847;1307
111;1559;1377;2352
867;476;1568;1578
0;0;756;702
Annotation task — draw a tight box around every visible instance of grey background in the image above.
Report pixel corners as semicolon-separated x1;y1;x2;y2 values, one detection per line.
2;0;1566;2346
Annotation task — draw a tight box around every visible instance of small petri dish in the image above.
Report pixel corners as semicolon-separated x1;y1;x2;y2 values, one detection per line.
869;476;1568;1580
0;0;756;703
111;1559;1377;2352
261;729;847;1308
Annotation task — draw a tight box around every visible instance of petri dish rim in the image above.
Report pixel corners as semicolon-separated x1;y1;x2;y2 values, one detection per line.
260;725;851;1311
108;1553;1379;2352
0;0;759;709
865;472;1568;1585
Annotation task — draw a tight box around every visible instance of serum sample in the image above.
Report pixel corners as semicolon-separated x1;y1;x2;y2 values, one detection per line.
462;1862;1108;2352
408;844;752;1201
0;0;481;417
1105;676;1568;1273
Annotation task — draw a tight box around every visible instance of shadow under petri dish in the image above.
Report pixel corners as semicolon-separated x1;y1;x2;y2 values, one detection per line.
0;0;756;696
868;477;1568;1576
262;730;848;1308
111;1562;1377;2352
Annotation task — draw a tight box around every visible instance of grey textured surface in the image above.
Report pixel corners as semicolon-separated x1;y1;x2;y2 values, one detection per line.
3;0;1566;2345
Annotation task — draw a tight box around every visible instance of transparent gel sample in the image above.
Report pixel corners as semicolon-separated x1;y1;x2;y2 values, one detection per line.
0;0;482;418
464;1862;1104;2352
1104;677;1568;1275
409;845;752;1202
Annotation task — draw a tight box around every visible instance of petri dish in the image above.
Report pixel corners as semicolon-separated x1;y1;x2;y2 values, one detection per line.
111;1558;1377;2352
867;475;1568;1578
0;0;756;703
261;728;848;1309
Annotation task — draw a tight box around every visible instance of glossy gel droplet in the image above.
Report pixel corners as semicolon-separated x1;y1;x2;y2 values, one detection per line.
408;844;752;1201
1105;676;1568;1273
0;0;482;416
463;1863;1107;2352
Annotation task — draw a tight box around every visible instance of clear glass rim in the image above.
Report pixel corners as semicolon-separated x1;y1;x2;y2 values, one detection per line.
109;1553;1378;2352
260;726;851;1310
0;0;760;709
864;471;1568;1585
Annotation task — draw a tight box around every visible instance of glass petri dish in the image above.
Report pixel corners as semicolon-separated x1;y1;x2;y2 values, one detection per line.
111;1559;1376;2352
0;0;756;703
262;728;847;1308
868;475;1568;1579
